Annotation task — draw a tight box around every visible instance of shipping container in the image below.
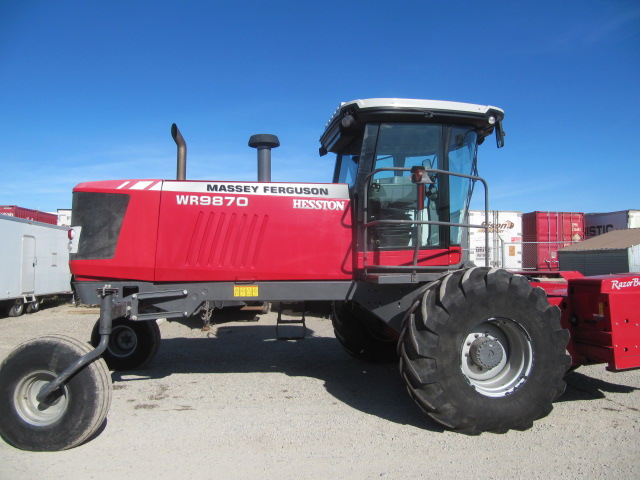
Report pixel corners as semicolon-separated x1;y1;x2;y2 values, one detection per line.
522;211;584;270
584;210;640;238
0;215;72;316
0;205;58;225
467;210;522;269
559;228;640;275
57;208;72;227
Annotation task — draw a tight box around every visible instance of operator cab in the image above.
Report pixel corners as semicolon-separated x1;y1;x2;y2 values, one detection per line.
320;98;504;278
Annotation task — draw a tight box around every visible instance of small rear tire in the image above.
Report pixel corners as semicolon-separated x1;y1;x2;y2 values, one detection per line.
91;318;161;371
0;335;112;451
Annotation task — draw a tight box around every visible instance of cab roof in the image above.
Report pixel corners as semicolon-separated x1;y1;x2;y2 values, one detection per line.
330;98;503;121
319;98;504;156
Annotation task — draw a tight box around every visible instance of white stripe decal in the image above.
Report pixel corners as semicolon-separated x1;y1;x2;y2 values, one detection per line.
116;181;130;189
131;181;154;190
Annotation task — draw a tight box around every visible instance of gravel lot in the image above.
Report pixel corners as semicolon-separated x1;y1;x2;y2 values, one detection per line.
0;300;638;479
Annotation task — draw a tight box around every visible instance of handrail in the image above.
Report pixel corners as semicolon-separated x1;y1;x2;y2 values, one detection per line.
362;167;489;276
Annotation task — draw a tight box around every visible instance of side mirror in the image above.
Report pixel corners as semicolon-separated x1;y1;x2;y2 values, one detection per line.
495;121;505;148
410;166;434;184
411;166;433;211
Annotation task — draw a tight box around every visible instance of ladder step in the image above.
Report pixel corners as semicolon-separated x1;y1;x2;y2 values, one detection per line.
276;302;306;340
277;319;305;324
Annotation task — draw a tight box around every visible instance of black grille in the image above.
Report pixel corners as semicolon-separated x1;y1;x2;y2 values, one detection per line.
71;192;129;260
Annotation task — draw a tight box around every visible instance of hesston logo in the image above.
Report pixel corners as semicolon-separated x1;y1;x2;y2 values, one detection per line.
292;199;347;211
610;278;640;290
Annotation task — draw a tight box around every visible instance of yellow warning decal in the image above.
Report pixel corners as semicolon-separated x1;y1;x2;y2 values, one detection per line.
233;285;259;297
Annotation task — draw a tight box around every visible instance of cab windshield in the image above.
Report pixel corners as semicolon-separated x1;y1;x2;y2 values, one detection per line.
368;123;478;249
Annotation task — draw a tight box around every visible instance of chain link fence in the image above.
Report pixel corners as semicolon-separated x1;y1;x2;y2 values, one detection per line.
469;239;580;270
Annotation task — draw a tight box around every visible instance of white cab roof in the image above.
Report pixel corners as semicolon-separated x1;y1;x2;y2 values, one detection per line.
338;98;503;115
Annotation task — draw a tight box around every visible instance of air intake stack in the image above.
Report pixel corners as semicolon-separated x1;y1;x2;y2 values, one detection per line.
248;134;280;182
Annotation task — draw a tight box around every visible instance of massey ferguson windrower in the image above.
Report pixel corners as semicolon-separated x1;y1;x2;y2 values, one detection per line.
1;99;638;451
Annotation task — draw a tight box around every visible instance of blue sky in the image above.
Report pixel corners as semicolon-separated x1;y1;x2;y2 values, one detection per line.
1;0;638;214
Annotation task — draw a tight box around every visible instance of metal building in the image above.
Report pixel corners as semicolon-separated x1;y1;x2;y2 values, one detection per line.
558;228;640;275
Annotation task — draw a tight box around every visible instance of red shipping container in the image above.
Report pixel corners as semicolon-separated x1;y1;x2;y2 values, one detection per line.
522;211;584;270
0;205;58;225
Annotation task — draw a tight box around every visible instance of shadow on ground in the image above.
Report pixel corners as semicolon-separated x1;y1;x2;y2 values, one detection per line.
559;370;639;404
112;308;440;432
110;308;640;433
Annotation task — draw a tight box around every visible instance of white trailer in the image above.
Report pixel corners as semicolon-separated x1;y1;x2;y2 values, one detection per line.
0;215;72;316
467;210;523;269
584;210;640;238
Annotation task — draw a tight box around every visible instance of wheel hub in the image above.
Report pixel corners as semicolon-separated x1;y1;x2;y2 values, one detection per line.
460;318;533;398
469;337;504;370
110;326;137;357
14;371;68;426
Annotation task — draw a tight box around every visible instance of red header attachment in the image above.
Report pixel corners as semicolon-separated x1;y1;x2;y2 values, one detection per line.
567;274;640;371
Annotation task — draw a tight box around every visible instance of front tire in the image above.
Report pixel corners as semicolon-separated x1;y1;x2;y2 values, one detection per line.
91;318;161;371
399;268;571;433
0;335;112;451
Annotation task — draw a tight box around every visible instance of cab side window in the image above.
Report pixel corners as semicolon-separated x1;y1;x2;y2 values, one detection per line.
336;154;359;188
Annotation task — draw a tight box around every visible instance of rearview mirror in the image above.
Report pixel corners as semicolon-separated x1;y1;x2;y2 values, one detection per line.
410;166;434;184
495;121;505;148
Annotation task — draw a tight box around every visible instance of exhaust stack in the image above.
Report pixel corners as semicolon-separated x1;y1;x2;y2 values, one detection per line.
171;123;187;180
249;134;280;182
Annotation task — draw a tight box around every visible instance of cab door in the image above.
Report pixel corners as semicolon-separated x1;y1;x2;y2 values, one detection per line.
334;122;479;272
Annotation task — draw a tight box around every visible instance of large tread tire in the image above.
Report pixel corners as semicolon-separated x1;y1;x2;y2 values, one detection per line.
399;267;571;434
332;301;398;363
91;318;161;371
0;335;112;451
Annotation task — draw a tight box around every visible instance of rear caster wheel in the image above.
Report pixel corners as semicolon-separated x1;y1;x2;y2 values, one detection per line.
0;335;112;451
91;318;161;371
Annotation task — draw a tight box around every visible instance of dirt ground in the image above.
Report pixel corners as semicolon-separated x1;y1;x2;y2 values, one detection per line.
0;300;638;479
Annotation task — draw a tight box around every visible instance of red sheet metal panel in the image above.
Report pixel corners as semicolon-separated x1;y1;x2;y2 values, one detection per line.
154;181;354;282
522;211;584;270
567;274;640;371
70;180;163;282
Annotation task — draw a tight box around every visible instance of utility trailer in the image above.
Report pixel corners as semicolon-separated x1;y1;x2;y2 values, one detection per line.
0;98;638;452
0;215;72;316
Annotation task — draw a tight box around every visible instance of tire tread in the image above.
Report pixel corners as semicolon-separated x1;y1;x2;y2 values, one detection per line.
399;268;570;433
